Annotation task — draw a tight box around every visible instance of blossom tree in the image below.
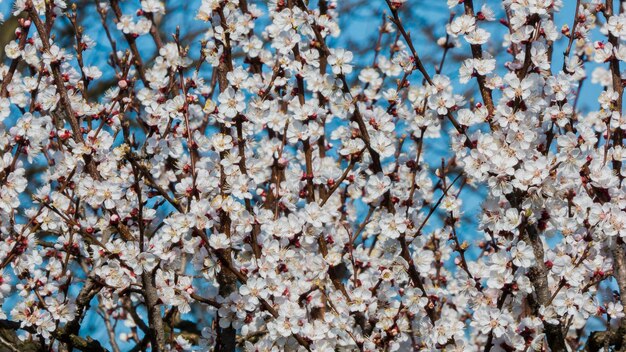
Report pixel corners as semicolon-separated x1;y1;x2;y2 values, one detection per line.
2;0;626;351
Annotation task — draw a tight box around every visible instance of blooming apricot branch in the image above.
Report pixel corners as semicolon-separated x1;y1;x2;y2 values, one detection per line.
1;0;626;351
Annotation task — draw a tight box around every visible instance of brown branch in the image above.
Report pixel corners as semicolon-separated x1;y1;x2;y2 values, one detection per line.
586;325;626;351
462;0;495;116
0;319;108;352
507;193;566;352
130;158;166;352
109;0;149;85
563;0;582;72
382;0;474;148
0;17;30;97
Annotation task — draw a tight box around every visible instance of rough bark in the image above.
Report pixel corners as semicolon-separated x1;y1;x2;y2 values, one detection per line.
508;193;566;352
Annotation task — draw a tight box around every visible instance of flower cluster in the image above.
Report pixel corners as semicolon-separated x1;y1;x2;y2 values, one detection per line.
1;0;626;351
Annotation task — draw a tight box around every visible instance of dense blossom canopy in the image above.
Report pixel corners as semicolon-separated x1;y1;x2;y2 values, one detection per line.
1;0;626;351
